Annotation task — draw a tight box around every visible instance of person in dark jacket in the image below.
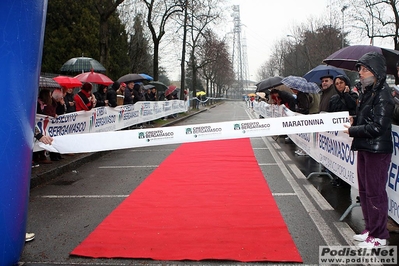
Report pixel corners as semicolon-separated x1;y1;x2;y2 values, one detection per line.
93;85;109;107
328;75;358;116
63;87;76;113
292;89;310;114
124;81;135;105
132;83;145;104
391;61;399;124
319;75;337;112
344;52;394;248
107;83;118;107
328;75;358;186
269;88;296;111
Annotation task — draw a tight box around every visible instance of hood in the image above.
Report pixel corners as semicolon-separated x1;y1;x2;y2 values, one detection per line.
355;52;387;89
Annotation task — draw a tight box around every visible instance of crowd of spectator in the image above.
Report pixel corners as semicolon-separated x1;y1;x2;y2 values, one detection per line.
33;81;169;167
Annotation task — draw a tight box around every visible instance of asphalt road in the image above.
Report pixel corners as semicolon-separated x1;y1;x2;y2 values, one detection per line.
20;101;397;265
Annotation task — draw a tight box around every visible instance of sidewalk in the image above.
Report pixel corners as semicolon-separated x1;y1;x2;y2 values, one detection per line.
30;106;211;189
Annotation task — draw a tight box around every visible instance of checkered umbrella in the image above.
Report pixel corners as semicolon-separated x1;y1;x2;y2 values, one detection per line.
281;76;320;93
60;57;106;73
39;76;61;89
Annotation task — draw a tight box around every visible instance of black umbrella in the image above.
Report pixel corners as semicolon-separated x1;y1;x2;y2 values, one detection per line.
117;73;146;83
323;45;399;76
149;81;168;91
256;76;283;92
144;84;155;90
60;57;106;73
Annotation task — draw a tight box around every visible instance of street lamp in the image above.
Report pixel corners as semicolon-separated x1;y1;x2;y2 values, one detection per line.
341;5;348;48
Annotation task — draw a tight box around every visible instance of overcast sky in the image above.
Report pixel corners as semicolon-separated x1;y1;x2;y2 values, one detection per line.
163;0;392;83
228;0;331;81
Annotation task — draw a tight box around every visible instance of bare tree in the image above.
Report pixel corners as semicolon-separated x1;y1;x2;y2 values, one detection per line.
337;0;399;49
184;0;221;103
201;31;234;99
141;0;183;81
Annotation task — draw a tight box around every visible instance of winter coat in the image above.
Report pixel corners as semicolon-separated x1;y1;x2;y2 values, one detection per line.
295;91;310;114
328;89;358;115
308;92;320;114
64;92;76;113
74;90;94;111
319;84;337;112
348;52;395;153
107;88;117;107
93;86;108;107
124;87;134;105
277;90;296;111
132;84;145;104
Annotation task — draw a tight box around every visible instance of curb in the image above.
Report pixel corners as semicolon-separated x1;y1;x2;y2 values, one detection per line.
30;106;213;189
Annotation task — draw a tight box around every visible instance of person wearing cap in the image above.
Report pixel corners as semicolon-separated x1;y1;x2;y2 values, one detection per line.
319;75;336;112
344;52;394;248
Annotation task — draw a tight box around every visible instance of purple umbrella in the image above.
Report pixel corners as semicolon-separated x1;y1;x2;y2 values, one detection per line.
323;45;399;75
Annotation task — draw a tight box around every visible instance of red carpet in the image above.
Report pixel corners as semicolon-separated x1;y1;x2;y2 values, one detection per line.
71;138;302;263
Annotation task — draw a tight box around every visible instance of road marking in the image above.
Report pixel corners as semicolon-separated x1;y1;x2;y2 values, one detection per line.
252;147;269;150
277;151;291;162
334;222;357;246
272;193;297;196
40;195;129;198
271;142;281;149
261;135;341;246
258;163;279;166
288;163;307;180
130;149;175;152
304;184;334;211
99;165;158;169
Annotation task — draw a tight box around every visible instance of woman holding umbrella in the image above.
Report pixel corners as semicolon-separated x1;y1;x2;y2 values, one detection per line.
344;52;394;248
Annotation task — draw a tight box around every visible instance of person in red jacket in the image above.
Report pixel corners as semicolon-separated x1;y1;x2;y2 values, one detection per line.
74;83;97;111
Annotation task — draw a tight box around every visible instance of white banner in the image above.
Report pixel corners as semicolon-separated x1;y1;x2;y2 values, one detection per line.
40;111;349;154
34;100;189;151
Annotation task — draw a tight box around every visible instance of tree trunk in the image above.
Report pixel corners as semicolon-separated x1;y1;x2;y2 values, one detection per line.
99;17;109;73
180;0;188;101
153;40;159;80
